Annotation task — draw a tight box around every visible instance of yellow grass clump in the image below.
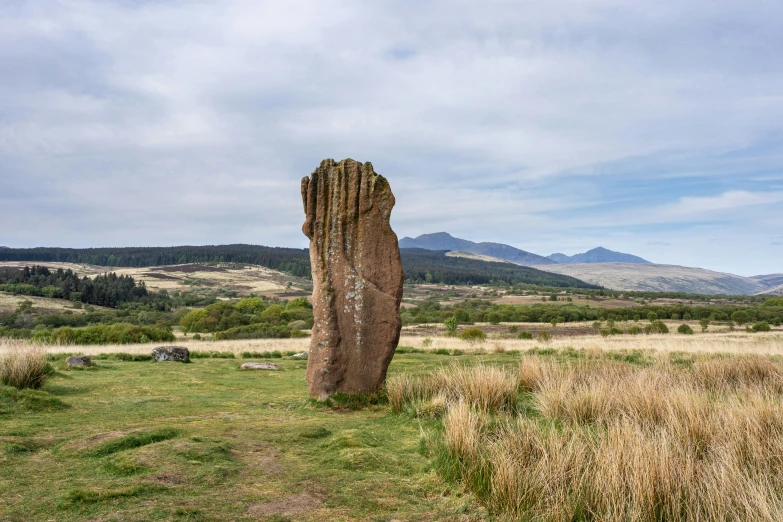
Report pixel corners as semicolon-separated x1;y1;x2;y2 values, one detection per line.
397;354;783;521
0;341;49;390
386;364;517;415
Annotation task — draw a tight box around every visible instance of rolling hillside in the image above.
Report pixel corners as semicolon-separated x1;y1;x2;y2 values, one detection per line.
532;262;766;295
0;245;597;290
401;249;598;288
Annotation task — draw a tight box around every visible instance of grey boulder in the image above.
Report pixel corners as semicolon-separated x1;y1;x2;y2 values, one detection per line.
66;355;92;368
152;346;190;362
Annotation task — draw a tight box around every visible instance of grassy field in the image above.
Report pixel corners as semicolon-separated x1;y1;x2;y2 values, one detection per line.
3;326;783;521
0;344;501;522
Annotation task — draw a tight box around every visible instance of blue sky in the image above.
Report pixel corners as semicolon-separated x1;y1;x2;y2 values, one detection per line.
1;0;781;276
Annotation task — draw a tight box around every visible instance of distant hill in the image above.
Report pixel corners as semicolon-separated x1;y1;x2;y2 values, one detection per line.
400;249;598;288
534;262;766;296
399;232;555;266
547;247;650;264
0;244;597;289
751;274;783;289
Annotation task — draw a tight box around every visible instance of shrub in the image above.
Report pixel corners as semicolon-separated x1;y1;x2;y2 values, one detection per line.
644;320;669;335
678;324;694;335
444;316;458;336
0;344;50;390
599;329;610;338
774;318;781;327
509;326;519;334
459;328;487;344
214;324;290;340
537;331;552;344
287;320;308;330
48;324;174;345
286;297;312;310
752;322;771;333
453;309;470;323
647;312;658;322
731;310;749;326
627;326;642;335
235;297;266;314
421;337;433;348
517;331;533;340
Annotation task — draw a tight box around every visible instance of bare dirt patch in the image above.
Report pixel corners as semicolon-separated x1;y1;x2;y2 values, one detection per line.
239;443;284;476
248;492;325;517
144;471;188;485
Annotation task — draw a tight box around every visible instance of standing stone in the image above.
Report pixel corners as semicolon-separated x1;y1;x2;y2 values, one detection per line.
301;159;404;400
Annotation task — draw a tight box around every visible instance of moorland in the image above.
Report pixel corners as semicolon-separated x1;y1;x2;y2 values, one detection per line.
2;252;783;521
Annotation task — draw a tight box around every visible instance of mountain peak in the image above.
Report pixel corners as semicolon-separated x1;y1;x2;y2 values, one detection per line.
547;247;650;264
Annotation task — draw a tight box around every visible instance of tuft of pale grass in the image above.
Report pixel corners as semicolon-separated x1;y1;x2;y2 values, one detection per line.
387;364;518;415
386;374;427;413
692;355;783;393
0;341;49;390
443;401;483;459
439;365;518;413
517;357;548;392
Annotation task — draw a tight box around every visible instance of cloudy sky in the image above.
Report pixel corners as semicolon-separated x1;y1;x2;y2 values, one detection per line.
1;0;782;276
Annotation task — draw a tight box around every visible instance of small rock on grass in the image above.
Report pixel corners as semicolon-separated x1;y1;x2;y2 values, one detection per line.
240;362;279;371
152;346;190;363
66;356;92;368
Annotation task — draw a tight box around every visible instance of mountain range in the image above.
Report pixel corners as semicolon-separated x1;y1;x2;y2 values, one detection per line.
399;232;781;296
399;232;649;266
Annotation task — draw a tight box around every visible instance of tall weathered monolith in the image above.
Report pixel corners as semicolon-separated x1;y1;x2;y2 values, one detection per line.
301;158;404;400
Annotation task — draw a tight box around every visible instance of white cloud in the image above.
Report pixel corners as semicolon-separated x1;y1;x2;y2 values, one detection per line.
1;0;782;274
666;191;783;216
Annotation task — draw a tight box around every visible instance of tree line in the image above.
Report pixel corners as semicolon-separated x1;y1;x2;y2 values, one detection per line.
0;245;312;278
401;299;783;326
0;265;157;308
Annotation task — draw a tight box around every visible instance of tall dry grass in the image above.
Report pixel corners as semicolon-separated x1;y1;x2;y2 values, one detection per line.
386;364;517;414
0;341;49;389
396;354;783;521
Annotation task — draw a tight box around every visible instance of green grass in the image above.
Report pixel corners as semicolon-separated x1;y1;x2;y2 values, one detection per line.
0;351;505;521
